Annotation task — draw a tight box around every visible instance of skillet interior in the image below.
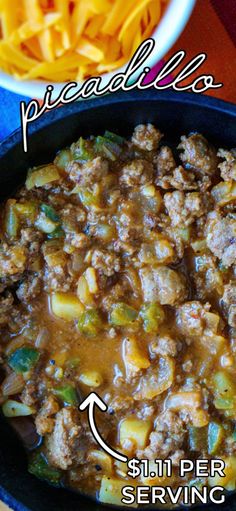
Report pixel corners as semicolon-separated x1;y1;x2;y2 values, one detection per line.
0;90;236;511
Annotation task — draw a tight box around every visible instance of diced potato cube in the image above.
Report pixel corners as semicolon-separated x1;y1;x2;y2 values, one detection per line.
119;417;152;449
84;267;98;293
204;312;220;333
144;189;163;212
55;149;72;170
26;165;60;190
140;460;169;486
155;239;174;263
44;250;67;268
79;371;103;387
190;409;210;428
51;292;84;320
99;476;137;507
115;459;128;478
142;185;156;197
211;181;236;206
51;350;67;367
176;226;191;242
35;213;58;234
15;201;37;222
123;337;150;378
95;224;116;241
209;457;236;489
88;449;113;474
77;275;94;305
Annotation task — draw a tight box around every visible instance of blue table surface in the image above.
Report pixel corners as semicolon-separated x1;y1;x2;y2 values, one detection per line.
0;87;29;142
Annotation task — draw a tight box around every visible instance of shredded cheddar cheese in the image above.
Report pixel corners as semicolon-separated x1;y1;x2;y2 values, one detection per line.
0;0;169;82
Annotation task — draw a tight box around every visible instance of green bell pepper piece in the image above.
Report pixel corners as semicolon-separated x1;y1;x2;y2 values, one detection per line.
77;309;103;336
110;302;138;326
54;384;78;405
104;130;124;145
8;346;40;374
78;188;101;208
29;452;62;485
208;422;224;455
139;302;164;333
41;204;60;222
95;136;121;161
74;137;94;162
47;226;64;239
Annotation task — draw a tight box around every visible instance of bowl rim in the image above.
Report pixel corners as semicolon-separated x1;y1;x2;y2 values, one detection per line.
0;89;236;158
0;0;196;99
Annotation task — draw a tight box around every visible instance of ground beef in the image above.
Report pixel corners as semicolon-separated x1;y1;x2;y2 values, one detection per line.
47;407;82;470
65;232;90;249
218;148;236;181
178;133;218;176
21;381;39;406
137;411;186;460
19;227;43;272
150;335;178;357
61;204;86;229
61;204;87;248
35;395;60;435
164;166;198;191
139;266;187;305
154;143;198;190
20;227;43;245
193;254;224;300
222;283;236;327
137;403;155;420
16;274;42;302
66;157;109;186
155;146;176;177
42;241;73;292
132;124;162;151
0;292;14;325
119;159;153;187
91;249;121;277
176;301;211;338
0;244;27;277
206;212;236;267
116;211;142;242
164;191;207;226
43;266;73;292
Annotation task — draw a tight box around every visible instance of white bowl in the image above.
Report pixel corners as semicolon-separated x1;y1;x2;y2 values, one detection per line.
0;0;196;99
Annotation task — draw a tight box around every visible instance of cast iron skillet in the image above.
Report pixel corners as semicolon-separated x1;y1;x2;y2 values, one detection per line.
0;90;236;511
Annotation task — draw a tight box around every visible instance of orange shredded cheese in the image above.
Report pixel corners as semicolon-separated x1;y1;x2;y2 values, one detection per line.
0;0;169;82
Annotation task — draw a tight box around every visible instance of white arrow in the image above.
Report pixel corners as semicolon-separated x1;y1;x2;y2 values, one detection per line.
79;392;128;463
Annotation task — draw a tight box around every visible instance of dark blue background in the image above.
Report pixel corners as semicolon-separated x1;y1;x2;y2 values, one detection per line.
0;87;29;142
